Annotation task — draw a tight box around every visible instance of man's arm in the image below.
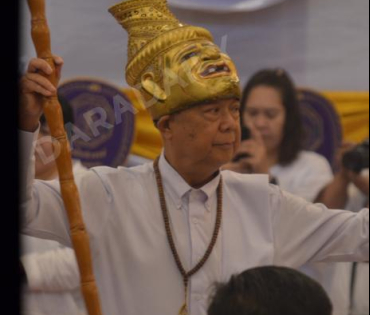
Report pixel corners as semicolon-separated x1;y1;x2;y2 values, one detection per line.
271;185;369;268
19;57;113;246
20;127;72;246
20;124;113;247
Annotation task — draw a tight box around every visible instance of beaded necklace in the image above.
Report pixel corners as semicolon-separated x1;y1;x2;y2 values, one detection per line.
153;157;223;315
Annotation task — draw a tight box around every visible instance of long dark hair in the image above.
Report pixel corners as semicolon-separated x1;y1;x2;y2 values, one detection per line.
240;69;304;166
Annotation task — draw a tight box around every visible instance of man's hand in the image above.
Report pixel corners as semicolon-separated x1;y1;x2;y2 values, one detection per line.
19;56;64;132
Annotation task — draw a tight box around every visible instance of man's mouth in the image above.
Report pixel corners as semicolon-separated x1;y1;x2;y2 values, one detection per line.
200;63;231;78
213;142;235;148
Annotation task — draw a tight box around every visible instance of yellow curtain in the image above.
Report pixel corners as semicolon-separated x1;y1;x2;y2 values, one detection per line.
322;91;369;143
124;89;163;160
126;89;369;160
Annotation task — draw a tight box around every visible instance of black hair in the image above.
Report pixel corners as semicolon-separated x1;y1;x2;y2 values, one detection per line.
240;69;304;166
208;266;333;315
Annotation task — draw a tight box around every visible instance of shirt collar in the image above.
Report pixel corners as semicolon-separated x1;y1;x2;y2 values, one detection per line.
158;152;221;212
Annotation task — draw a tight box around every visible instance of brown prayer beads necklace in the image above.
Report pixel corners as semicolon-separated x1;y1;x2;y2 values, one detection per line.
153;157;223;315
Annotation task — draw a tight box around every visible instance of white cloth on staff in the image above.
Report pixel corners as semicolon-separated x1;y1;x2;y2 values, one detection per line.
20;128;369;315
22;243;81;292
270;151;352;315
21;238;86;315
21;160;88;315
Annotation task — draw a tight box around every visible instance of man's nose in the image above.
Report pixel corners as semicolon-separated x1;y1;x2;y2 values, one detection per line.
220;110;238;132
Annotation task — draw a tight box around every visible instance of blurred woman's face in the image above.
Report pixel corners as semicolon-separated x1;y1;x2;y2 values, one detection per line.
243;85;286;154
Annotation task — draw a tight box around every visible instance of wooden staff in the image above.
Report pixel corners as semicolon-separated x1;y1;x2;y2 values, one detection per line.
27;1;103;314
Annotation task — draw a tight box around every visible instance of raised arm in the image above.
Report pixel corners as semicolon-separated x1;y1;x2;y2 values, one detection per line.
19;57;72;245
19;55;108;315
271;185;369;268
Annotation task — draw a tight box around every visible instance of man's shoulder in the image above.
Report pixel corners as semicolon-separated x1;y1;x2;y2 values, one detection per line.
74;162;154;190
221;170;270;190
90;162;154;180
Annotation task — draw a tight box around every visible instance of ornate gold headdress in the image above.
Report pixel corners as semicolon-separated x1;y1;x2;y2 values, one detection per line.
109;0;240;120
109;0;213;86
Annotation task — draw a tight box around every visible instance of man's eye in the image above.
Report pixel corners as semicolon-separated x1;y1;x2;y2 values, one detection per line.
181;52;198;62
207;108;220;114
232;105;240;113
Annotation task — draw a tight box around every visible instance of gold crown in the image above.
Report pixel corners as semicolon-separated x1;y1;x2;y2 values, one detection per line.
109;0;213;86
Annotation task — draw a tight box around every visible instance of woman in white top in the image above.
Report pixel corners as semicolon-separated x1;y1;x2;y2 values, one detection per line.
223;68;350;315
223;69;333;198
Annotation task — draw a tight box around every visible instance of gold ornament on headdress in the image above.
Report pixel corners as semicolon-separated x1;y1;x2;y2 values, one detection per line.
109;0;241;120
109;0;213;85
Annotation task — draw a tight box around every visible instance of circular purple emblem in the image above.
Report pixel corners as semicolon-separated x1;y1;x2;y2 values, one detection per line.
58;78;136;168
299;89;343;168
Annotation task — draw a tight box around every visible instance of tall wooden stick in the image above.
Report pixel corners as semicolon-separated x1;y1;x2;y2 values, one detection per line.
27;1;103;314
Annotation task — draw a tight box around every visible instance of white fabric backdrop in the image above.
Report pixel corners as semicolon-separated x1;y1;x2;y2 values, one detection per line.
169;0;287;12
20;0;369;91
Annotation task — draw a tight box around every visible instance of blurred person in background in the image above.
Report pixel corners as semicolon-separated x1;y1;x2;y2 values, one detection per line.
318;141;369;315
223;68;356;315
223;69;333;201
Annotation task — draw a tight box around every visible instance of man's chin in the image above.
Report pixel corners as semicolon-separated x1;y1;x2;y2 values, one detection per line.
212;150;235;167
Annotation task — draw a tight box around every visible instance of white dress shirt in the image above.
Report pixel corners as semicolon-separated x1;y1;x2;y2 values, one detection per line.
20;129;369;315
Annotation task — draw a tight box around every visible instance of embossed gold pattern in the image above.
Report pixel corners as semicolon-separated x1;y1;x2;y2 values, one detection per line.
109;0;241;120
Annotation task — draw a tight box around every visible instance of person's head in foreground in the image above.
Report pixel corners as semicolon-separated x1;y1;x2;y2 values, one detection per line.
207;266;333;315
110;0;242;186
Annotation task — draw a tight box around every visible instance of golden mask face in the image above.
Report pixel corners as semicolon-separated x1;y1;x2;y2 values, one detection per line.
140;40;241;120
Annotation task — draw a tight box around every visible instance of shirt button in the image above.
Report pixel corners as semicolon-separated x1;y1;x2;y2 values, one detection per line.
192;218;198;225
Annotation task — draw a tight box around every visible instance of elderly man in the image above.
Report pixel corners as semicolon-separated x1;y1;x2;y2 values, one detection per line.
19;1;369;315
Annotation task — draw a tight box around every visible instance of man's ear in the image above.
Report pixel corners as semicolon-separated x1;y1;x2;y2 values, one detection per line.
141;72;167;101
157;115;173;140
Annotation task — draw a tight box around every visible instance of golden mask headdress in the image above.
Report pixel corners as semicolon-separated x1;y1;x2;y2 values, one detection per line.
109;0;241;120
